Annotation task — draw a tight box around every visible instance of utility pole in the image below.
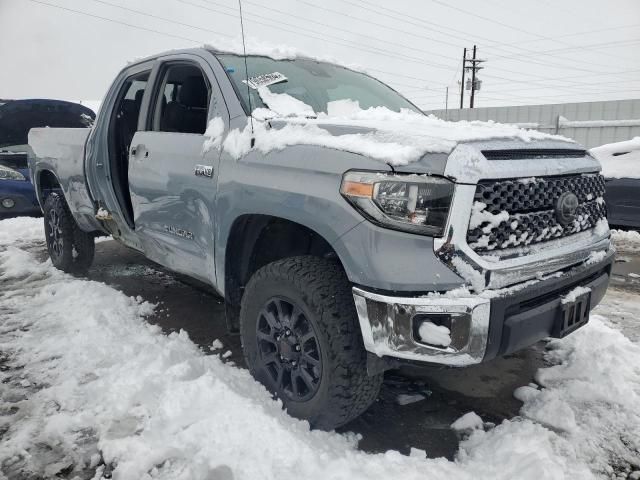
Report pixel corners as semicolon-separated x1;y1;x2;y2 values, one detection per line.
445;86;449;120
470;45;478;108
459;47;466;109
460;45;486;109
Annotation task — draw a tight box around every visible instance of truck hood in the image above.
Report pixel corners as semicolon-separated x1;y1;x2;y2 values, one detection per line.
0;99;95;149
267;111;591;179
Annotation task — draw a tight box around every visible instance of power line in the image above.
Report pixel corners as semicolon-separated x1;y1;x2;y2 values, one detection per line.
178;0;459;72
80;0;233;37
342;0;638;77
240;0;624;86
26;0;217;43
296;0;462;50
426;0;639;67
178;0;640;93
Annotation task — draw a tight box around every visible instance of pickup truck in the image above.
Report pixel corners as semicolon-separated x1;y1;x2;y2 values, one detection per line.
28;47;614;430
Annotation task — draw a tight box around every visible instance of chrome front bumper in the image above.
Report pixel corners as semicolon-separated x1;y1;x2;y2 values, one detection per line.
353;287;491;367
353;244;614;367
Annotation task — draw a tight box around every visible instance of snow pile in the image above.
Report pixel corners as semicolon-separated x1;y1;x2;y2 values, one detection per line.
0;216;43;246
257;86;316;118
1;218;640;479
223;106;570;166
590;137;640;179
451;412;484;432
204;36;364;72
513;315;640;474
223;117;424;165
612;228;640;253
560;286;591;304
417;322;452;348
202;117;225;153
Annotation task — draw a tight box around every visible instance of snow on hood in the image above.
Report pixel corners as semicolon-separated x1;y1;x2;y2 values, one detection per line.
590;137;640;179
219;106;574;166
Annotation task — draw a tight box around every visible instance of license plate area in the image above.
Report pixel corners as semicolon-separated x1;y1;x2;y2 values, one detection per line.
555;292;591;338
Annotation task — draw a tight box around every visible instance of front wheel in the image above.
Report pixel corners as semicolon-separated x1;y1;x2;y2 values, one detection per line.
240;256;383;430
43;193;95;274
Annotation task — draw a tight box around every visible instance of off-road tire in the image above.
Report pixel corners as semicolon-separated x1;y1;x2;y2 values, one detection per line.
43;193;95;274
240;255;383;430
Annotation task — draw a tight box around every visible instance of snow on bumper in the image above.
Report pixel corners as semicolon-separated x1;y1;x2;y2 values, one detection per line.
353;245;614;367
353;288;490;367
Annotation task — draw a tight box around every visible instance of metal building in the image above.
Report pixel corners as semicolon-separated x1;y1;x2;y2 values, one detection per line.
427;99;640;149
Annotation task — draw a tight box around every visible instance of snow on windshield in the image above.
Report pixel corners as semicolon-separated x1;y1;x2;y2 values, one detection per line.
590;137;640;179
257;86;316;118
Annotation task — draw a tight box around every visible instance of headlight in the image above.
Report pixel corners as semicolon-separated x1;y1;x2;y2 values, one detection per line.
0;165;25;181
340;171;454;236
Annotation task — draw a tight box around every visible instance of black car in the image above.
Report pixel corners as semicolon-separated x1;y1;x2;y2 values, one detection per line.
591;138;640;230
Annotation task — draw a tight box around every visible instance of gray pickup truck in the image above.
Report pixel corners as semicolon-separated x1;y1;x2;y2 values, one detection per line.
29;47;614;429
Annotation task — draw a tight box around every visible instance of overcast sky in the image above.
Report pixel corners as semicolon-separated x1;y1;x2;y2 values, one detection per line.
1;0;639;111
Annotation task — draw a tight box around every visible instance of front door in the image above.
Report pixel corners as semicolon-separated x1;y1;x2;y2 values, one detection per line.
128;58;227;283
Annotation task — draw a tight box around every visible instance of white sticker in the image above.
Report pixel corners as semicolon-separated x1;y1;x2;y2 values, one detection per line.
242;72;288;90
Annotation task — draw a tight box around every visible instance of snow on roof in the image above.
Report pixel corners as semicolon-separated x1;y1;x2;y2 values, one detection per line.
590;137;640;179
204;36;365;72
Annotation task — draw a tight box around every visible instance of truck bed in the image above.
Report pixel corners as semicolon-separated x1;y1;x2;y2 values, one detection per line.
28;127;99;231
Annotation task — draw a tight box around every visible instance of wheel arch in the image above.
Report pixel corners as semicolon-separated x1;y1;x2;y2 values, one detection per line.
223;214;344;332
37;169;64;205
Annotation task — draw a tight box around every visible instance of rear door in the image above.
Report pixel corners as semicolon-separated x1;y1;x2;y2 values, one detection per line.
128;54;229;283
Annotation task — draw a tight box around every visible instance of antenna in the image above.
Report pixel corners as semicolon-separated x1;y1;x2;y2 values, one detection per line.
238;0;254;138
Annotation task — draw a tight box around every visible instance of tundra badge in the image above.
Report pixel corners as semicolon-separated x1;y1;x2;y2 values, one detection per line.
163;225;194;240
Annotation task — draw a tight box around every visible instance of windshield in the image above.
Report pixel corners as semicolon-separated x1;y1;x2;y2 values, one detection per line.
216;54;421;117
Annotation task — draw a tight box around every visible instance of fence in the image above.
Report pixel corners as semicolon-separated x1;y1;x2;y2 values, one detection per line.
427;99;640;149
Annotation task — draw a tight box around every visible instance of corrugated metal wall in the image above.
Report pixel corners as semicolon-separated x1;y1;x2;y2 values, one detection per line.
427;99;640;149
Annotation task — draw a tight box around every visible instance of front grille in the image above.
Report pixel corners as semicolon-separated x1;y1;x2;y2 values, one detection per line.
467;173;606;252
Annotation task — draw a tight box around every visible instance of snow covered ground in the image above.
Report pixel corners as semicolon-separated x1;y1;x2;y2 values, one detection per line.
613;229;640;254
1;217;640;479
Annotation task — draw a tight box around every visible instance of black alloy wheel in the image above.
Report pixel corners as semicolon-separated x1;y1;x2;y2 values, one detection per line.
46;207;65;263
240;256;383;430
255;297;322;402
43;193;95;273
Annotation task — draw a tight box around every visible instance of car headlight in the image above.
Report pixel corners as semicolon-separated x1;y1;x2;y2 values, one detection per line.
0;165;25;181
340;171;454;236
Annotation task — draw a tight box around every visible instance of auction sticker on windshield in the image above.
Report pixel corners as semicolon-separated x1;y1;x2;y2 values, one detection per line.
243;72;288;89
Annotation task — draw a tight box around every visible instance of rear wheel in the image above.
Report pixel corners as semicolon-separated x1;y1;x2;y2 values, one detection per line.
43;193;95;273
240;256;382;430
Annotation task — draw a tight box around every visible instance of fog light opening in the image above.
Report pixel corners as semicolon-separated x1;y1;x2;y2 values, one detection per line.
413;314;452;348
1;198;15;209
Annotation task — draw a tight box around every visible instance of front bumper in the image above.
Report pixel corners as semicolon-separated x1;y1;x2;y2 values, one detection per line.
353;246;614;367
0;176;40;217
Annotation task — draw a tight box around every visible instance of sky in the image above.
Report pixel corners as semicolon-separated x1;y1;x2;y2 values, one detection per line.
1;0;639;112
